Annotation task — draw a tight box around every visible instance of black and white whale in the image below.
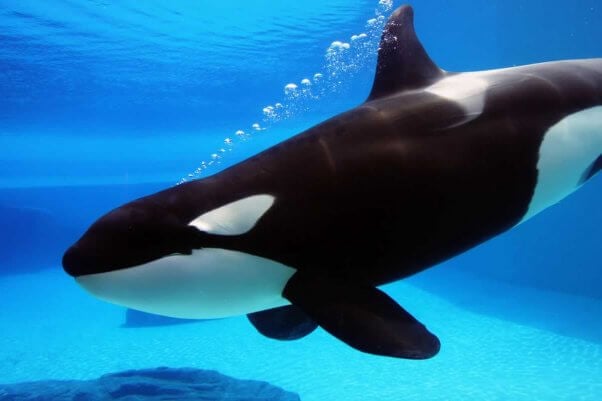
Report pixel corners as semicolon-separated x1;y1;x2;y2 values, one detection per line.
62;5;602;359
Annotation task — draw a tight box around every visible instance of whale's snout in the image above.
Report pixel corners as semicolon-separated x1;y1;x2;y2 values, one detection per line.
61;229;125;278
62;204;204;278
62;243;84;277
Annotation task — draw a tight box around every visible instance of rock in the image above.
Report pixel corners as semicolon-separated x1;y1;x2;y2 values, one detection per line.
0;367;300;401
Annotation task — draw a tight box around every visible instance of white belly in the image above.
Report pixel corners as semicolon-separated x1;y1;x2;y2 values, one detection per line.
76;248;296;319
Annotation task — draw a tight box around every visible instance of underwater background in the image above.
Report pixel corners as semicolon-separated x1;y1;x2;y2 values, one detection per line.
0;0;601;399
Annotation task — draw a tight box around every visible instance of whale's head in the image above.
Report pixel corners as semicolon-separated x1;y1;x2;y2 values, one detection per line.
62;203;203;278
62;193;294;319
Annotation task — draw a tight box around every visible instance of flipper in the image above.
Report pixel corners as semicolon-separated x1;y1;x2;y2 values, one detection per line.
247;305;318;340
283;271;440;359
366;5;444;101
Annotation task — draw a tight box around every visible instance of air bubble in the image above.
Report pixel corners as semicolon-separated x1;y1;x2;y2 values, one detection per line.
179;0;388;184
383;34;398;44
350;33;367;41
263;105;274;116
329;41;350;50
378;0;393;10
284;83;298;96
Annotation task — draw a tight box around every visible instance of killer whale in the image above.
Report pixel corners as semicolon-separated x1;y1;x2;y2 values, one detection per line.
62;5;602;359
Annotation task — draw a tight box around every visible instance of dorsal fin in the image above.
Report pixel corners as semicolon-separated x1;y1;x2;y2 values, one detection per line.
366;5;444;101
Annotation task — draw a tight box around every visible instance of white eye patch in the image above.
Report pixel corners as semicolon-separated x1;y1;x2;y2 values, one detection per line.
188;194;275;235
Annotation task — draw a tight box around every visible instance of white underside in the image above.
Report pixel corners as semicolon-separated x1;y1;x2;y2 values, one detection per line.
76;248;295;319
522;106;602;222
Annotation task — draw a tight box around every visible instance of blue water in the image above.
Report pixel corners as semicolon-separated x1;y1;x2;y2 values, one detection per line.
0;1;601;400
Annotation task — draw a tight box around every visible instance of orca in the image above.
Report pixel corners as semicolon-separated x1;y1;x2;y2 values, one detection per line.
62;5;602;359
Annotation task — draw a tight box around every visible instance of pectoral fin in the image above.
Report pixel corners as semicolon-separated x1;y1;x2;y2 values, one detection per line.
283;271;440;359
247;304;318;340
